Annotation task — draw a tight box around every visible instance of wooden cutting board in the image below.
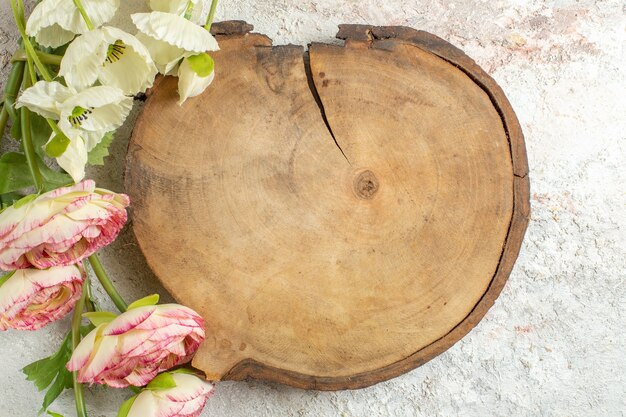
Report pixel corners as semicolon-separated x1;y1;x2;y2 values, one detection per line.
125;22;530;390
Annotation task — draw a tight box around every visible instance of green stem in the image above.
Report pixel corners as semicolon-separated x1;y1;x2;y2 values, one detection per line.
46;118;65;137
3;60;25;121
72;0;94;30
21;66;44;192
9;0;53;82
21;107;43;191
88;254;128;312
204;0;219;31
84;277;97;312
12;49;63;66
0;106;8;142
71;280;89;417
16;0;25;21
24;46;37;85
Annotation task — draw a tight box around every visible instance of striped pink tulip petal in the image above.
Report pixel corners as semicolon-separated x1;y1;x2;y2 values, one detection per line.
0;265;85;330
0;180;129;270
67;303;205;387
125;372;214;417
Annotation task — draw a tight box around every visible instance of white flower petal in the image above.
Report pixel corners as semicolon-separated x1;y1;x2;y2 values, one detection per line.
60;30;108;92
82;0;120;28
127;391;158;417
132;12;219;53
33;24;77;49
135;33;188;75
177;57;214;105
54;127;88;183
16;81;73;119
82;130;109;152
148;0;199;15
67;323;104;371
80;334;118;380
169;373;214;400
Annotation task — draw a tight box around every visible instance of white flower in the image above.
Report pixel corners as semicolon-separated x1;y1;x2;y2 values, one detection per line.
26;0;120;48
60;27;158;95
132;11;218;75
147;0;200;16
177;53;215;105
17;81;132;134
16;81;132;182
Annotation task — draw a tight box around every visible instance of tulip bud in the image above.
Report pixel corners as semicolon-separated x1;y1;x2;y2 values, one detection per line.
0;265;85;331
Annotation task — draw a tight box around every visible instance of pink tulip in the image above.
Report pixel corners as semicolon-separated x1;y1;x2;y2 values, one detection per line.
67;304;205;388
0;265;85;331
124;372;215;417
0;180;130;270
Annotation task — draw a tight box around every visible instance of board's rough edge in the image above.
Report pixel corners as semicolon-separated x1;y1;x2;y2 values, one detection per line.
126;22;531;391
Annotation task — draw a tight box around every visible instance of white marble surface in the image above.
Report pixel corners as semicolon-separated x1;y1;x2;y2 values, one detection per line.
0;1;625;416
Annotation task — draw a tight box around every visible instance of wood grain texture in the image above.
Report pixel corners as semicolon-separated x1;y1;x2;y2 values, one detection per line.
125;22;530;390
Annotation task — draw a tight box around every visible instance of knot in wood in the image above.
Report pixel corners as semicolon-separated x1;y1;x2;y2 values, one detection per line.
354;170;379;199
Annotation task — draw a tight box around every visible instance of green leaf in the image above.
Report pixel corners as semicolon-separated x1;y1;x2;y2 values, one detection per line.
47;411;65;417
45;131;71;158
13;193;38;209
0;152;71;194
37;155;73;191
87;132;114;165
23;333;71;392
30;113;53;159
187;53;215;77
117;395;138;417
23;325;93;412
127;294;160;310
0;152;33;193
0;192;23;209
82;311;117;326
170;367;199;376
146;372;177;390
41;369;73;413
0;271;16;288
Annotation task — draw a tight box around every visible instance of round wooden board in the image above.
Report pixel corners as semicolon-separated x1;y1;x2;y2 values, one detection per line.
125;22;530;390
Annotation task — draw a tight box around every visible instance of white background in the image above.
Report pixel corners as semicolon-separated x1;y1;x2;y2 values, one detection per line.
0;0;625;416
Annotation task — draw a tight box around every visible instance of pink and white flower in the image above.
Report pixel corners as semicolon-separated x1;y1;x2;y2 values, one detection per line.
123;372;214;417
67;304;205;388
0;180;130;270
0;265;85;331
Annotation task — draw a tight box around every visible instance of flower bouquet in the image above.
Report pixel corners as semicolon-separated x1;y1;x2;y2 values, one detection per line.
0;0;221;415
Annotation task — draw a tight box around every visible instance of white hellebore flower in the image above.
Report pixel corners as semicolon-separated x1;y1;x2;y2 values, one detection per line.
132;11;219;75
147;0;200;16
177;53;215;105
60;26;158;95
26;0;120;48
16;81;132;182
